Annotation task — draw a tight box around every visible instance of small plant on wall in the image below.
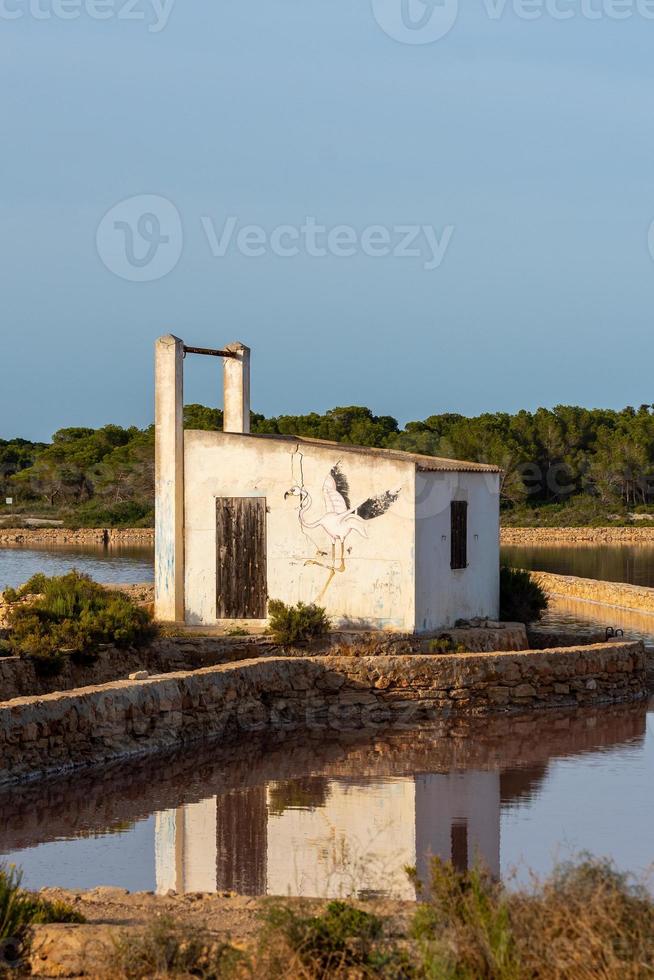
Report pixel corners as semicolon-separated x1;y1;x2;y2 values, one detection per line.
268;599;331;645
499;566;548;624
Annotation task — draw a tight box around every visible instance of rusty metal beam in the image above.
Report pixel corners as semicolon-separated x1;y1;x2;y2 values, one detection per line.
183;345;238;359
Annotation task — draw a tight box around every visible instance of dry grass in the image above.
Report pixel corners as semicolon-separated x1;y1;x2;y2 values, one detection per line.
412;856;654;980
104;857;654;979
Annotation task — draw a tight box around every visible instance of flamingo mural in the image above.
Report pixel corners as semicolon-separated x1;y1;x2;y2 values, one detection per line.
284;458;401;598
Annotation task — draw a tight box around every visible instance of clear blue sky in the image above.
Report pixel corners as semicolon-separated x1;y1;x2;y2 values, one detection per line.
3;0;654;442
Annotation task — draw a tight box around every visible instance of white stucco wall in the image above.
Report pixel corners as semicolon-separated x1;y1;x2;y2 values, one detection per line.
184;431;416;630
414;470;500;631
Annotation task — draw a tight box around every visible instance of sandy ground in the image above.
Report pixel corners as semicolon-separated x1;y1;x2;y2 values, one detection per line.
26;887;413;977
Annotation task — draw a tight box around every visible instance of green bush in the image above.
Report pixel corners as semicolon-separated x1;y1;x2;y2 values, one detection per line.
268;599;330;645
65;500;154;528
261;900;390;975
5;571;155;673
0;864;83;972
427;636;467;654
499;566;548;624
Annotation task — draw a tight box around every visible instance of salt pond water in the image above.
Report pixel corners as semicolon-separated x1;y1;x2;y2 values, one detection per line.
0;544;153;591
502;542;654;589
502;543;654;644
1;700;652;898
1;542;653;898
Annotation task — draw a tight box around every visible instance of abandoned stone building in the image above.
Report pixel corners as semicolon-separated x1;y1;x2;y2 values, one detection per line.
154;335;501;632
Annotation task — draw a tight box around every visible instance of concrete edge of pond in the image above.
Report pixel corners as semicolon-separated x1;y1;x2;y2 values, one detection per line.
0;641;647;787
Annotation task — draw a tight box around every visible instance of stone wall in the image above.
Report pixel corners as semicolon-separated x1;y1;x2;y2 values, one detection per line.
0;528;154;547
0;636;272;702
0;624;529;703
501;526;654;544
0;642;646;785
528;570;654;614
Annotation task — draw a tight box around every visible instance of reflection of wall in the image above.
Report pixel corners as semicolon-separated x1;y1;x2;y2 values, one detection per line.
155;798;217;894
154;771;502;898
414;772;500;883
267;779;417;900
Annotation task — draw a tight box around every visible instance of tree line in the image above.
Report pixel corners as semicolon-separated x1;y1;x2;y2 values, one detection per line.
3;402;654;526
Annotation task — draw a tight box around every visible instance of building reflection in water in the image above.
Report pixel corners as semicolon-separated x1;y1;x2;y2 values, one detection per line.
1;700;646;899
155;770;508;899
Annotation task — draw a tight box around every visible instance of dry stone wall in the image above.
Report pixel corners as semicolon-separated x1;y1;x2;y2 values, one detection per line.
528;570;654;614
0;636;271;702
501;527;654;544
0;528;154;547
0;642;646;785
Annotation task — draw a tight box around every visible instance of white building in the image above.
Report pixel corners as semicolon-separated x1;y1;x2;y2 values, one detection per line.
155;335;501;632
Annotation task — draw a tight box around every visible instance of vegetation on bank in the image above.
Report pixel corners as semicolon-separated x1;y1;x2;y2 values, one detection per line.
1;572;155;674
104;856;654;979
499;567;549;625
268;599;331;645
6;402;654;527
0;864;83;973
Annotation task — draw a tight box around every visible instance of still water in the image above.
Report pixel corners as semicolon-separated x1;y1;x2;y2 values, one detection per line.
502;543;654;588
1;543;653;896
1;701;652;898
0;544;154;591
502;543;654;644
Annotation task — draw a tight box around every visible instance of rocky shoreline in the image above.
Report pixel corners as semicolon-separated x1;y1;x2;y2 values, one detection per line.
3;526;654;548
501;526;654;544
0;528;154;547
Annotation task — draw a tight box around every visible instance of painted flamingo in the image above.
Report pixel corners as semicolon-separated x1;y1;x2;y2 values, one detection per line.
284;463;400;594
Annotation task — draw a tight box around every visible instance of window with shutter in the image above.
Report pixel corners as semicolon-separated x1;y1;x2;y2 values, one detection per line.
450;500;468;570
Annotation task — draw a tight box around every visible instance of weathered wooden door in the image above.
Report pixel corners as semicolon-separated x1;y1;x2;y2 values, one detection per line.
216;497;267;618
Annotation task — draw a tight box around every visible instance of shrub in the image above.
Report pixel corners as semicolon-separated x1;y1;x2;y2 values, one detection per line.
268;599;330;645
499;566;548;624
409;854;654;980
0;864;83;972
5;571;155;672
109;916;243;979
410;859;520;980
427;636;467;654
260;900;401;977
65;500;154;529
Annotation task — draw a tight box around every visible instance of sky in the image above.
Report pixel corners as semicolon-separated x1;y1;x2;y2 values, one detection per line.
2;0;654;442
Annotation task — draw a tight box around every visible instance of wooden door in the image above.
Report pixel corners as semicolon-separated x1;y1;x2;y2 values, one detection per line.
216;497;267;618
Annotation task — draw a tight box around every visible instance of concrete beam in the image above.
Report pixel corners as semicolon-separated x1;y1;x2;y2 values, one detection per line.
223;341;250;434
155;334;185;622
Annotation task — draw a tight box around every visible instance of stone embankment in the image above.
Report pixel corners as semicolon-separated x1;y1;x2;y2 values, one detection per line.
529;570;654;615
0;625;528;702
0;635;271;702
0;528;154;547
5;525;654;548
0;641;645;785
501;526;654;544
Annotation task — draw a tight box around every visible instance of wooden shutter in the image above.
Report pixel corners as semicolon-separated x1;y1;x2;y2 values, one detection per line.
450;500;468;570
216;497;267;618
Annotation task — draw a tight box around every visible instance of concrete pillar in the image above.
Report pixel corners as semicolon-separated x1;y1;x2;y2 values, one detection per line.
223;342;250;434
155;334;185;622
